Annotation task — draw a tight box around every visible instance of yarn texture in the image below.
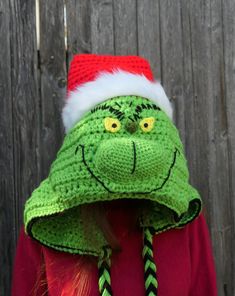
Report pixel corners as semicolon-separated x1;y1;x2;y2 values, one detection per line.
24;95;201;256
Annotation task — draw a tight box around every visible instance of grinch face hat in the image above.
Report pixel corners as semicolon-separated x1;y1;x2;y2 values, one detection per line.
24;54;201;296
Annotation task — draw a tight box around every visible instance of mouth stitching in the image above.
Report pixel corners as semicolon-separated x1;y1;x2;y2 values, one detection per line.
152;148;179;191
131;141;137;174
79;144;180;194
79;144;113;193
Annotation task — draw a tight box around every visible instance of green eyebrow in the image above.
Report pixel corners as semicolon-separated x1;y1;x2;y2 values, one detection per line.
90;104;125;120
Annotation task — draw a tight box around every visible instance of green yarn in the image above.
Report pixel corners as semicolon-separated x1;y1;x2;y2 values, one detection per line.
24;95;201;256
143;228;158;295
98;248;113;296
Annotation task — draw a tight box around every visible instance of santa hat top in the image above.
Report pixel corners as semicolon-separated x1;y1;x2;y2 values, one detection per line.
62;54;172;133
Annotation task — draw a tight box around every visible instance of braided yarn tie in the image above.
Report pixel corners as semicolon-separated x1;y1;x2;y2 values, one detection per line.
143;228;158;296
98;248;113;296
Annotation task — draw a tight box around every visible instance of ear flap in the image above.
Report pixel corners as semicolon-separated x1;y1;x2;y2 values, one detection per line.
25;179;107;256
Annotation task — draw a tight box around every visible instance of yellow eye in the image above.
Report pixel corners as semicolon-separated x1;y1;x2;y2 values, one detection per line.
104;117;121;133
139;117;155;132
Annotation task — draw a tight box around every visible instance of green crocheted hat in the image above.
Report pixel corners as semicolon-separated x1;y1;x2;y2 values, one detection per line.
24;54;201;295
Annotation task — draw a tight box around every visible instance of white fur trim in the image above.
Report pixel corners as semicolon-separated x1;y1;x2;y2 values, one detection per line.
62;70;172;132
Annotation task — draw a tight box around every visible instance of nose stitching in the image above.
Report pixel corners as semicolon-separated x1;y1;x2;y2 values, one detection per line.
131;141;137;174
125;120;138;134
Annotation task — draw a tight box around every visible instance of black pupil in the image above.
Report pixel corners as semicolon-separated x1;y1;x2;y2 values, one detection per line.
112;123;117;128
144;123;148;128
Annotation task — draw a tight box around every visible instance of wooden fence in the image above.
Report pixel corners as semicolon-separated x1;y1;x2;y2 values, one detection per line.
0;0;235;295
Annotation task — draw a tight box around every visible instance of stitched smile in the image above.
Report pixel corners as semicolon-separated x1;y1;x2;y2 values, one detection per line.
78;144;180;194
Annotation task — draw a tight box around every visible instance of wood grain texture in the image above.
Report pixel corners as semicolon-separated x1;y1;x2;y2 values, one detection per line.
10;0;39;231
0;1;15;295
113;0;138;55
223;1;235;293
158;1;186;146
0;0;39;295
39;0;66;180
0;0;234;294
137;0;161;79
66;0;115;66
179;1;235;294
66;0;92;66
90;0;114;54
206;1;233;295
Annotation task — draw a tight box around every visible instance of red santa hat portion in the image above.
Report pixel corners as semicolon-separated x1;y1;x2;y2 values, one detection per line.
62;54;172;133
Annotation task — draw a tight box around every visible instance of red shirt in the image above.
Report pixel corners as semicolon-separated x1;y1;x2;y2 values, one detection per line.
12;213;217;295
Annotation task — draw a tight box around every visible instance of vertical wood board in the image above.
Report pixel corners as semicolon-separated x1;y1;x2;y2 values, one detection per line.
39;0;66;180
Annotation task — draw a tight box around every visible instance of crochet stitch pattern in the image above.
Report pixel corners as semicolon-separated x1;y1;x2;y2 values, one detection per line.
98;248;113;296
24;95;201;256
143;228;158;295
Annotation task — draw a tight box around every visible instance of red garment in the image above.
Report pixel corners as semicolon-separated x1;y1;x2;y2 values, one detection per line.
12;213;217;296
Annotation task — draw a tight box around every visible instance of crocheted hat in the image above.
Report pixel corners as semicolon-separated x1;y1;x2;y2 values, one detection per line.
24;54;202;296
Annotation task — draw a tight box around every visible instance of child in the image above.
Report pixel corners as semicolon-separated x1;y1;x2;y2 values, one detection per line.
12;54;217;296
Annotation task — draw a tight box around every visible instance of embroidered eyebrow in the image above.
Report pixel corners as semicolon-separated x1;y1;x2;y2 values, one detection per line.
90;104;125;120
115;102;122;108
135;103;160;114
128;116;135;122
132;113;141;121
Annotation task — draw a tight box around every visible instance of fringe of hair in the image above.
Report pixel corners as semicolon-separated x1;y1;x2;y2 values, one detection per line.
33;200;144;295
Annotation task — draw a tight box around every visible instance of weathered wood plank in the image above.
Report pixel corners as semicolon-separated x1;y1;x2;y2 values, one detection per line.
180;0;211;199
90;0;114;54
157;1;186;146
39;0;66;179
220;0;235;294
0;1;15;295
0;0;39;294
113;0;138;55
9;0;39;234
207;1;233;295
181;0;215;275
180;1;235;294
66;0;114;64
66;0;92;66
179;0;198;173
137;0;161;80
